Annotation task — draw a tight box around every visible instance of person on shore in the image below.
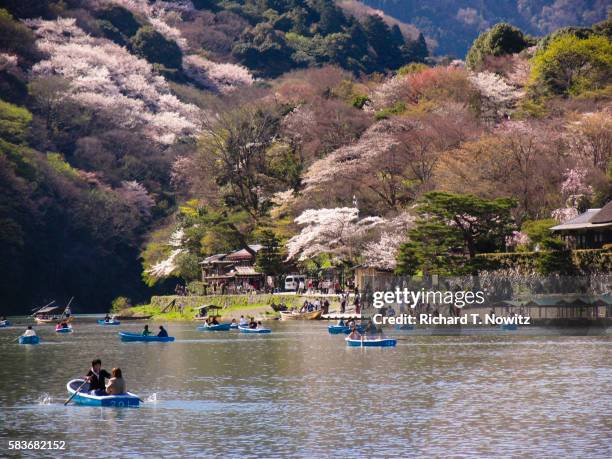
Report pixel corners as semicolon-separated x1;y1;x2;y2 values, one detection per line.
239;315;247;326
22;325;36;337
340;297;346;314
142;325;151;336
157;326;168;337
105;368;126;395
86;359;111;395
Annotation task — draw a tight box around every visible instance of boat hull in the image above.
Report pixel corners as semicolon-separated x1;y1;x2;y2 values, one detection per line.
279;310;322;321
119;331;175;342
66;379;140;407
0;320;10;327
230;323;239;329
501;324;518;331
197;323;232;331
98;320;120;326
19;336;40;344
346;338;397;347
328;325;365;334
238;326;271;334
55;327;73;333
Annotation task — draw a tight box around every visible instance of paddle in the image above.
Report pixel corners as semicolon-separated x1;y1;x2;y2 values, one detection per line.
64;379;88;406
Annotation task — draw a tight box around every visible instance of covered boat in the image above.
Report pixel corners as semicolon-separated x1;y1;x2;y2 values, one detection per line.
97;319;120;326
55;325;73;333
345;337;397;347
66;379;140;407
279;310;322;321
19;335;40;344
119;331;175;342
197;323;232;331
238;326;271;334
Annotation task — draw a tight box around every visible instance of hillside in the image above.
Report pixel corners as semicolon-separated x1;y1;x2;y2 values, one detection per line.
361;0;610;57
0;1;610;313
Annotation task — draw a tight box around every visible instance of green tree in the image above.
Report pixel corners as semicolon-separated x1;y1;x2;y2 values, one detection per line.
130;26;182;69
536;238;574;275
363;15;402;71
466;23;529;70
0;99;31;144
233;23;295;77
255;230;284;275
530;34;612;96
520;219;559;249
396;192;517;275
401;32;428;64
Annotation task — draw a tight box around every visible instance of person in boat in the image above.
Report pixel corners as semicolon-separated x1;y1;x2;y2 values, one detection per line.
348;327;361;340
142;325;151;336
105;368;126;395
157;326;168;337
23;325;37;337
104;314;111;323
86;359;111;395
249;318;257;329
257;321;263;329
231;318;237;326
61;321;69;328
211;316;219;325
337;318;345;326
239;315;247;326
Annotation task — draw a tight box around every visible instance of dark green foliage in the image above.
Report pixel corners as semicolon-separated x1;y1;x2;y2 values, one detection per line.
401;33;428;63
233;23;295;77
536;238;575;275
130;26;183;69
363;15;403;70
396;192;517;275
255;230;284;275
96;5;141;37
466;23;529;70
0;9;38;61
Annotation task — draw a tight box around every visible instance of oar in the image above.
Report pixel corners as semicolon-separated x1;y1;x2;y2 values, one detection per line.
64;379;88;406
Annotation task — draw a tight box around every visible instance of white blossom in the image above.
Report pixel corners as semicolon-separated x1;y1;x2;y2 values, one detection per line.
183;54;254;94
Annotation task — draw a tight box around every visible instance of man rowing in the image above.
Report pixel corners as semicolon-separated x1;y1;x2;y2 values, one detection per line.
86;359;111;395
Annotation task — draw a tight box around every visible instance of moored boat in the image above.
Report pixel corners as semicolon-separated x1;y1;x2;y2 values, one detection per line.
238;326;271;334
66;379;140;407
119;331;175;342
98;319;120;326
197;323;232;331
279;310;322;321
19;335;40;345
55;326;73;333
345;337;397;347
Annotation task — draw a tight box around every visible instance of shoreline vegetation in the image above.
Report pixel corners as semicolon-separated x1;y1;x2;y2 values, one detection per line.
117;294;345;321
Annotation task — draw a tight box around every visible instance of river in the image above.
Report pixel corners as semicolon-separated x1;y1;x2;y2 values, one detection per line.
1;319;610;458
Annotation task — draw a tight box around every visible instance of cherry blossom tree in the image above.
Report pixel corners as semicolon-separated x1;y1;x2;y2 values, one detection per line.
183;54;253;94
551;168;593;223
117;180;155;217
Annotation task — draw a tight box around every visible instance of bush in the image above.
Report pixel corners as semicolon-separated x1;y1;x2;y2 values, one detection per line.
130;26;182;69
111;296;131;313
466;23;529;70
96;5;141;37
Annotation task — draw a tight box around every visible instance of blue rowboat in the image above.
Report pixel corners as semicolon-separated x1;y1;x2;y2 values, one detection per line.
230;323;239;329
119;331;175;342
328;325;365;334
98;319;120;326
66;379;140;407
395;324;414;330
238;326;271;334
19;335;40;345
197;323;232;331
345;337;397;347
0;320;11;327
501;324;518;331
55;326;73;333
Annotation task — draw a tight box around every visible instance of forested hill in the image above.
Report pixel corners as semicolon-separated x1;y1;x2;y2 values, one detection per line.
361;0;610;57
0;1;610;314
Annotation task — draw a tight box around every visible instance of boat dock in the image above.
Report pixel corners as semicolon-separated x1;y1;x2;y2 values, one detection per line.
321;313;362;320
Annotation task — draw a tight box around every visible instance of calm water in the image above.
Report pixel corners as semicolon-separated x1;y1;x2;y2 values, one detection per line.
0;319;610;458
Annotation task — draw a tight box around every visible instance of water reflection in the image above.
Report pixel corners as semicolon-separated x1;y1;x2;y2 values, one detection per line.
0;320;610;458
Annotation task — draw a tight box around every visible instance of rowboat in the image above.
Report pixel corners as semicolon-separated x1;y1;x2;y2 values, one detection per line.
345;337;397;347
66;379;140;407
0;320;10;327
197;323;231;331
55;326;73;333
238;326;271;334
19;335;40;344
279;310;322;321
97;319;120;326
230;323;239;329
118;331;175;342
328;324;365;334
395;324;415;330
500;324;518;331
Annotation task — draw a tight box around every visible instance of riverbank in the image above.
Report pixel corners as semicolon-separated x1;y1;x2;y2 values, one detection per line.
118;293;345;321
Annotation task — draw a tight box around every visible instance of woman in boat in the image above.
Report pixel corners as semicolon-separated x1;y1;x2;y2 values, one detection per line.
248;318;257;329
22;325;37;337
348;327;361;340
142;325;151;336
231;318;237;326
239;315;247;326
157;326;168;337
86;359;111;395
105;368;126;395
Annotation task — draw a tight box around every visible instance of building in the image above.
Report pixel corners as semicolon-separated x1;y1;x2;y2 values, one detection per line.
550;201;612;249
200;245;264;293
